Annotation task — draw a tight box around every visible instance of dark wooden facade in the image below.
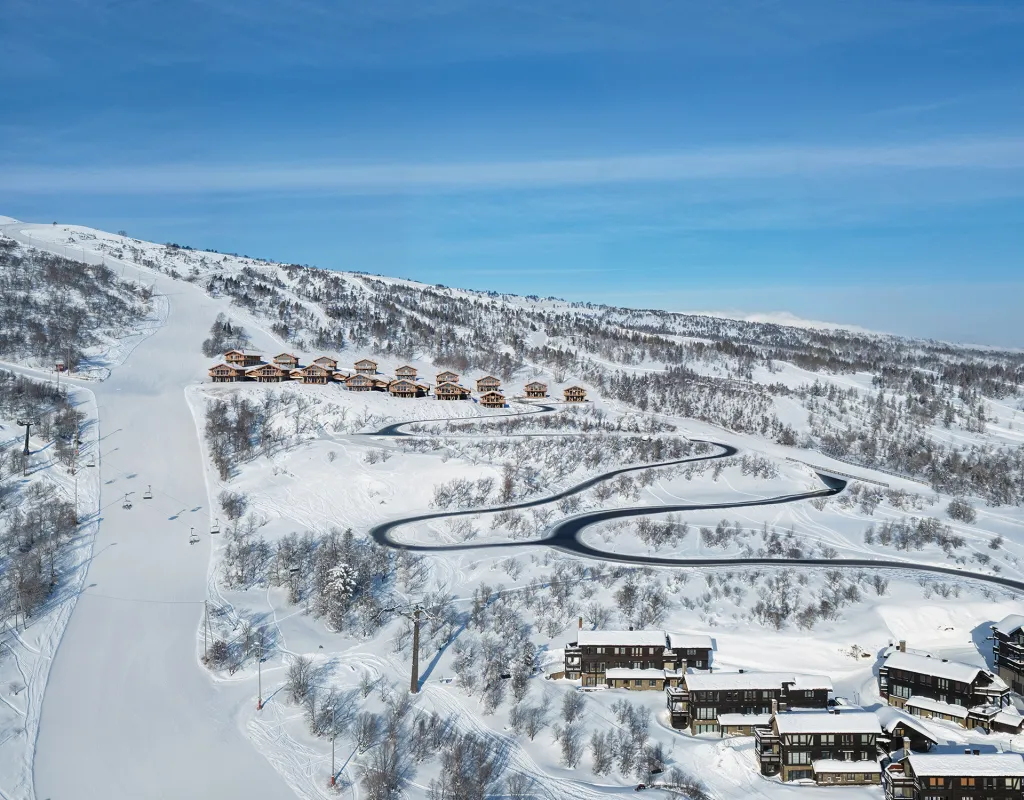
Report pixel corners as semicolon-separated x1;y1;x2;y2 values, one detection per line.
673;672;831;734
883;753;1024;800
435;382;471;400
566;629;713;690
479;391;506;409
756;710;881;784
524;381;548;398
879;646;1011;728
563;385;586;402
993;615;1024;694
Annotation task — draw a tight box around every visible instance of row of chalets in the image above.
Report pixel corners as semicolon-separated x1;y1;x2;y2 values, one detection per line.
208;350;586;408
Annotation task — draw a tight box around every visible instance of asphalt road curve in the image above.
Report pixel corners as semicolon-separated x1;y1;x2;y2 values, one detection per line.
367;410;1024;594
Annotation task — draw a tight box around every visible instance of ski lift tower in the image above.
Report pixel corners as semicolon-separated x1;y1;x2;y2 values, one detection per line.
16;418;35;456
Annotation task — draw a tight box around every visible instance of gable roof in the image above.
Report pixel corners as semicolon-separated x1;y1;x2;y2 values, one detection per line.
907;753;1024;777
354;358;377;366
884;651;988;684
274;352;298;359
993;614;1024;636
525;380;547;388
667;633;714;651
577;630;666;647
476;375;500;383
775;710;880;735
685;671;832;692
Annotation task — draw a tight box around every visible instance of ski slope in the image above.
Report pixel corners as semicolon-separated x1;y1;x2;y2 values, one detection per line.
0;222;298;800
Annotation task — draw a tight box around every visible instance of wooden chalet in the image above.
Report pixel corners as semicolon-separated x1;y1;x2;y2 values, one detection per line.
565;628;713;690
524;381;548;398
479;391;506;409
209;363;245;382
388;379;428;398
756;709;881;785
248;363;290;383
884;752;1024;800
475;376;501;393
435;382;471;401
313;356;338;371
345;373;387;392
273;353;300;369
879;643;1011;729
224;349;263;367
295;364;332;385
992;614;1024;695
563;385;586;402
354;359;378;375
436;370;460;385
331;370;352;383
395;365;418;380
670;671;831;734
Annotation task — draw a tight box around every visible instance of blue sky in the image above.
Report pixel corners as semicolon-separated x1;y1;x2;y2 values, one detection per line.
2;1;1023;346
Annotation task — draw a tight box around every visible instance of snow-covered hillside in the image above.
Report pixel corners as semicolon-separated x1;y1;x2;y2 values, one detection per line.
1;216;1023;800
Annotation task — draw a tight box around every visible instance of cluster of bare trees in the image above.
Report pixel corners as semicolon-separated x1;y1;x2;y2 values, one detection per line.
200;313;250;357
0;238;150;369
0;373;82;628
442;404;676;436
863;517;966;554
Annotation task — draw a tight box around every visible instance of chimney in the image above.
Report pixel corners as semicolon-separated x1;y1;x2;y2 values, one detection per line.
771;699;778;717
578;617;583;630
902;736;910;755
898;640;907;653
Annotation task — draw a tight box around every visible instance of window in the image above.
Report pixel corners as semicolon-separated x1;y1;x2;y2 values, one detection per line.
595;647;604;654
649;679;658;687
787;751;811;766
958;777;975;787
927;777;944;788
598;662;606;672
937;678;950;690
892;685;912;699
786;735;811;746
696;707;716;720
820;734;834;745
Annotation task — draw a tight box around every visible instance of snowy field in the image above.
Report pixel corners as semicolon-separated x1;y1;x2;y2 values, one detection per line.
0;217;1022;799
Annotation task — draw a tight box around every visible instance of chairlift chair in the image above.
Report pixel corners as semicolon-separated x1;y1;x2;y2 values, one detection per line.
122;494;132;510
189;527;200;545
143;485;153;500
86;454;96;468
210;518;220;534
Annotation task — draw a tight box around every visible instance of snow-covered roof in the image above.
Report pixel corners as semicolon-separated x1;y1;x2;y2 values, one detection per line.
718;713;772;727
993;614;1024;636
775;711;880;735
685;671;831;692
605;668;665;680
994;709;1024;729
907;753;1024;777
577;630;665;648
874;706;938;740
813;760;881;775
905;696;969;719
884;651;987;684
667;633;713;651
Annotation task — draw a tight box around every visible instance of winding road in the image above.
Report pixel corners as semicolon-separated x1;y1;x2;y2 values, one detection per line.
367;412;1024;594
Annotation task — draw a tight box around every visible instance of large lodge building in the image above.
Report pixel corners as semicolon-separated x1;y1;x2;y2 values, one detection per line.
207;351;586;405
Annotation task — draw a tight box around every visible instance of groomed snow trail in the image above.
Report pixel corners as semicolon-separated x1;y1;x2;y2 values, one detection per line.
12;236;297;799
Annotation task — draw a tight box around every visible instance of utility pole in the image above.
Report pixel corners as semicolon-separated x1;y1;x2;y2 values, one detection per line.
17;419;32;456
410;606;421;694
329;703;337;786
256;640;263;710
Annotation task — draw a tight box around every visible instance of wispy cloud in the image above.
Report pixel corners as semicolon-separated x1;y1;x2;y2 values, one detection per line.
5;137;1024;195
